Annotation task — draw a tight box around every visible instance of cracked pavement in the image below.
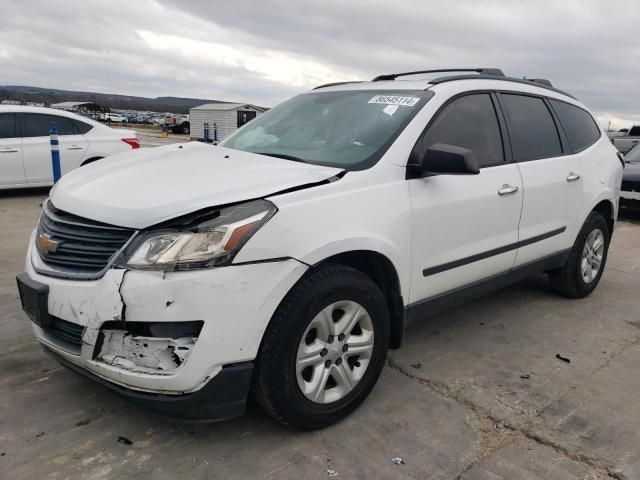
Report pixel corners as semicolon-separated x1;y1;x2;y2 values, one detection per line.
1;190;639;480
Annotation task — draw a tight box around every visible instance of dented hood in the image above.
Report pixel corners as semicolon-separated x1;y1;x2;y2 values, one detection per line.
50;142;343;229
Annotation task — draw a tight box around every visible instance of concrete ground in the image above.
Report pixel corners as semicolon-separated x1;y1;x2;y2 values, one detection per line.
1;178;639;479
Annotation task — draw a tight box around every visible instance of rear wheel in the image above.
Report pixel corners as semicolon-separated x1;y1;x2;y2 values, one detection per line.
252;264;389;430
549;211;610;298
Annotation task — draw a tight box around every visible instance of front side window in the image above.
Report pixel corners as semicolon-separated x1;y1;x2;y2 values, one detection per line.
0;113;17;139
549;99;601;152
221;90;432;170
421;93;504;168
23;114;75;137
500;94;562;161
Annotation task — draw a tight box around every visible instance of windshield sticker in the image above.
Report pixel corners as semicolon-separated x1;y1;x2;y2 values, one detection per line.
369;95;420;107
383;104;399;116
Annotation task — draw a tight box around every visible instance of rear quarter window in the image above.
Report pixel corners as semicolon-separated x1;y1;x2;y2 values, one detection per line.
72;119;94;134
549;100;601;152
500;94;563;162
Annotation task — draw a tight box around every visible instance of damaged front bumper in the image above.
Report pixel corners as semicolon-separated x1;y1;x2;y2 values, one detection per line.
43;345;254;422
21;232;308;420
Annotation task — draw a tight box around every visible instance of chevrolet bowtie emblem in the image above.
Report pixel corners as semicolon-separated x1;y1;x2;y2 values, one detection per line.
37;233;60;254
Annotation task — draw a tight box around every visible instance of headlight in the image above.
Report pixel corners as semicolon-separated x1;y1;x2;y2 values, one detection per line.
124;200;276;271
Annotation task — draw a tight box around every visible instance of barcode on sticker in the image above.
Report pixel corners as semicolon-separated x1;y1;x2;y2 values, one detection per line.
368;95;420;107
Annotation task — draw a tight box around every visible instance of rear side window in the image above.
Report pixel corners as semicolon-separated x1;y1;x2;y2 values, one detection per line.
72;119;93;134
422;94;504;168
629;126;640;136
0;113;17;139
23;114;75;137
549;100;601;152
500;94;562;161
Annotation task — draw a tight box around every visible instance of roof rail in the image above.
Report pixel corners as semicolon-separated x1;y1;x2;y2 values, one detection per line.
427;74;576;99
312;81;365;90
525;78;553;87
372;68;504;82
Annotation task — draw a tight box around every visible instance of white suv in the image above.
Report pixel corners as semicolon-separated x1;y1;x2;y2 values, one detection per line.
0;106;139;189
16;68;623;429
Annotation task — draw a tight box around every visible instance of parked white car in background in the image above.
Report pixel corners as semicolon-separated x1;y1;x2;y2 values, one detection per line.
0;106;139;189
17;68;623;429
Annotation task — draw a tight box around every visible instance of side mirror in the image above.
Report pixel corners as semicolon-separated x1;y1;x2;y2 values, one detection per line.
417;143;480;176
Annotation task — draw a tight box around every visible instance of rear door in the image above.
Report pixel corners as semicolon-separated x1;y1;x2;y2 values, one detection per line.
408;92;523;303
22;113;89;184
0;112;25;186
498;93;582;266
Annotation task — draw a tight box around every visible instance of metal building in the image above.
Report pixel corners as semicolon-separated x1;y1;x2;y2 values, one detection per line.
189;103;266;142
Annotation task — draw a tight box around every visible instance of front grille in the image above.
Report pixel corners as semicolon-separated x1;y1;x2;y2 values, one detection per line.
37;201;135;275
622;180;640;193
44;316;85;351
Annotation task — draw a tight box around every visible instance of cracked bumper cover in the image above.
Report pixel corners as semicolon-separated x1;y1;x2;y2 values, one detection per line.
23;231;308;413
44;345;254;422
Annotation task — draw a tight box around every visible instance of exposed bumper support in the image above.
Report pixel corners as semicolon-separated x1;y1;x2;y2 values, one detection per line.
44;346;254;423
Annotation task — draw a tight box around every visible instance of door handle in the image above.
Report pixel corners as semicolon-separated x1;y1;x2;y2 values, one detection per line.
0;148;19;153
67;145;84;150
498;184;519;196
566;172;581;182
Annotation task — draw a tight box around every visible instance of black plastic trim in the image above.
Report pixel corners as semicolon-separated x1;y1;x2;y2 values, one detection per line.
422;227;566;276
43;346;254;423
428;74;576;99
373;68;504;82
408;250;571;323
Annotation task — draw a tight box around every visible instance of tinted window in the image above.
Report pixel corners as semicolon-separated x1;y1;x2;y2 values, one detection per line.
422;94;504;168
629;126;640;136
23;114;75;137
0;113;17;139
549;100;600;152
500;94;562;161
72;119;93;134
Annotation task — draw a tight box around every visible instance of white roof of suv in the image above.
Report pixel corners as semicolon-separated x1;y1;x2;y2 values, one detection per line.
312;67;579;105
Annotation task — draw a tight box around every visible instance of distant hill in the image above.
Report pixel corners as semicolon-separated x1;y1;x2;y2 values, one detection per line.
0;85;228;114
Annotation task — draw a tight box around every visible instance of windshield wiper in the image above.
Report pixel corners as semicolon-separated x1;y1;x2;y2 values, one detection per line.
255;152;307;164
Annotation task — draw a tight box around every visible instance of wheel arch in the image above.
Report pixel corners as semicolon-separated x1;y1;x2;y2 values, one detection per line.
592;198;615;236
80;156;104;166
310;250;406;349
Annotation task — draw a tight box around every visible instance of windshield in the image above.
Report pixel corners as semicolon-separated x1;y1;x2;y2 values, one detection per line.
626;144;640;163
221;90;433;170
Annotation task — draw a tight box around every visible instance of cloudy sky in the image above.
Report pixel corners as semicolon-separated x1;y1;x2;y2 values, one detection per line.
1;0;638;128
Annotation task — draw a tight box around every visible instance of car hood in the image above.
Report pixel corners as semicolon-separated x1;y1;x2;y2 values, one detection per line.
623;162;640;183
50;142;343;229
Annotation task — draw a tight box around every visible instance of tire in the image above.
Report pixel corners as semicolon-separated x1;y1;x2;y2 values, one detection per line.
252;264;390;430
549;211;610;298
182;123;190;135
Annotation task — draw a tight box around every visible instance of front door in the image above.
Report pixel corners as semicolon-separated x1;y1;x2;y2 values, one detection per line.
409;93;523;304
0;112;25;186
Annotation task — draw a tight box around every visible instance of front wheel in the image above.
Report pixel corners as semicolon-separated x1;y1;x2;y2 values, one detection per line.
252;264;389;430
549;211;610;298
